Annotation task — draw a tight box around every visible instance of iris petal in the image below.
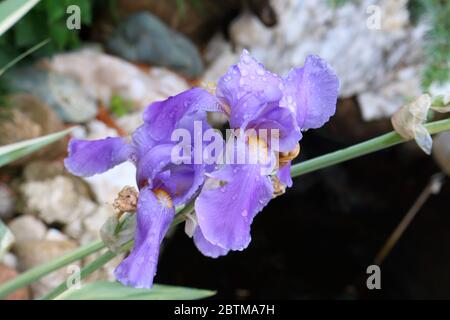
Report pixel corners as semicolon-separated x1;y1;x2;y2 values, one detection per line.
217;50;283;128
248;105;302;153
64;137;131;177
142;87;220;141
195;164;273;251
193;227;229;258
281;55;339;130
114;187;175;289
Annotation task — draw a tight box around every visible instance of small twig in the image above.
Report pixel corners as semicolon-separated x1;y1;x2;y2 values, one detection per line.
374;173;446;265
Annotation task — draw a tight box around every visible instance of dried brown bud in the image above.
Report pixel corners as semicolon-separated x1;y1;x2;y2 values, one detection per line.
113;186;138;214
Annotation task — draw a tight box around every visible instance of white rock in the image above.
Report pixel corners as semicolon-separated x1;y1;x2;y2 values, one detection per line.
1;252;18;269
8;215;47;243
49;49;189;111
20;175;97;225
209;0;427;120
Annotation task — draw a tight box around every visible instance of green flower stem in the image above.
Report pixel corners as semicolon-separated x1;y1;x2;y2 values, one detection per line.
1;118;449;299
172;199;196;228
290;118;450;177
0;240;105;299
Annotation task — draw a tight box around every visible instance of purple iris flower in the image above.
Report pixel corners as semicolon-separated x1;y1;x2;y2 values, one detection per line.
65;49;339;289
65;88;220;288
193;50;339;257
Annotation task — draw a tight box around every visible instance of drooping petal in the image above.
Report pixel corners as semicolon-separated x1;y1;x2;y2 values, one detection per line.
281;55;339;130
142;87;220;141
193;227;229;258
64;137;131;177
114;187;175;289
195;164;274;251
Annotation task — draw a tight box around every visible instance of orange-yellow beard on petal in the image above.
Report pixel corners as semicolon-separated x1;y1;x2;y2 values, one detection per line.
153;188;173;208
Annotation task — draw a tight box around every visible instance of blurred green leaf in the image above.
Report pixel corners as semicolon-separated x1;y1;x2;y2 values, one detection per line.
45;0;65;24
1;0;97;65
0;38;50;77
13;13;44;46
0;0;40;36
0;220;14;260
57;280;216;300
110;95;133;117
0;127;73;167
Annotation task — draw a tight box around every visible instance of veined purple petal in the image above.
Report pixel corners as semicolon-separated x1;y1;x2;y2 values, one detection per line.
142;87;220;141
248;105;302;153
131;123;158;160
195;164;274;251
115;187;175;289
168;164;205;206
217;50;282;127
136;143;206;205
193;227;229;258
136;143;175;187
64;137;131;177
281;55;339;130
277;162;293;188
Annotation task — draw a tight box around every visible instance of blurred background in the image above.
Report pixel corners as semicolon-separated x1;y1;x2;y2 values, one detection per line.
0;0;449;299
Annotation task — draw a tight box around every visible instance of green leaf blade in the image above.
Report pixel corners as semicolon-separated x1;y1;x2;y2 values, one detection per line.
58;281;216;300
0;127;73;167
0;0;40;36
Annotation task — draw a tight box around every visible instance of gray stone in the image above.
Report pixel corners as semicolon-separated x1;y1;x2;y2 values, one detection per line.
5;66;97;123
107;12;203;78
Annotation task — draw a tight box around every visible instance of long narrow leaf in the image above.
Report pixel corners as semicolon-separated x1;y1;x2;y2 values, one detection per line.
57;281;216;300
0;0;40;36
0;38;50;77
0;128;73;167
